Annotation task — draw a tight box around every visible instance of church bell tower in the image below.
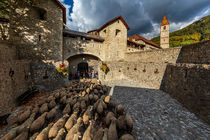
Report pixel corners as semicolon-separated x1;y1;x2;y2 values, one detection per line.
160;15;170;48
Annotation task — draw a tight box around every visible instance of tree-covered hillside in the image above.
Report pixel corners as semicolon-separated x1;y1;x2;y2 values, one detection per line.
151;15;210;47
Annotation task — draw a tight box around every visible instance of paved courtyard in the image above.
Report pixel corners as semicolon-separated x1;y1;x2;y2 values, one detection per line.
112;86;210;140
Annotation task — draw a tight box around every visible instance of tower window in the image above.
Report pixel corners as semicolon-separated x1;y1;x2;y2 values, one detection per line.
163;26;166;30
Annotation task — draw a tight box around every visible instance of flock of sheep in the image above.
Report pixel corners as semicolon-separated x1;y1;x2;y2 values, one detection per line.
1;80;136;140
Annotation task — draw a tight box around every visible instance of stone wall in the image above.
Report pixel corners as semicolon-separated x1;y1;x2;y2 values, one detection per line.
5;0;67;91
0;41;31;116
100;61;167;89
178;40;210;64
0;20;9;41
101;40;210;89
125;40;210;64
0;60;31;115
0;41;16;61
30;60;68;90
163;63;210;124
125;47;181;63
9;0;63;61
64;37;104;60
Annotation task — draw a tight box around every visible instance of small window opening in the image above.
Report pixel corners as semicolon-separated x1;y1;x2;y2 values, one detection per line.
163;26;166;30
82;37;86;41
39;34;41;41
38;9;47;20
115;29;121;36
9;68;14;78
103;29;106;33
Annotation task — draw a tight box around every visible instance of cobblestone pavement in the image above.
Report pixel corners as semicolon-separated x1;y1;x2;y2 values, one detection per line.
112;86;210;140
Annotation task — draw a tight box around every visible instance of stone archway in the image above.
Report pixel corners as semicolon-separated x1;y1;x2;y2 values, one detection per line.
67;54;101;80
77;62;88;73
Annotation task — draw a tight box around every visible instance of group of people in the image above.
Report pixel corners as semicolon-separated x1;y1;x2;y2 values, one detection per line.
74;71;98;79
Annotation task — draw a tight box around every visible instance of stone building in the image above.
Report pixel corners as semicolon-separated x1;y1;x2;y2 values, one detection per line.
9;0;66;61
160;15;170;48
1;1;209;124
64;16;161;79
8;0;67;88
0;0;67;116
128;34;161;52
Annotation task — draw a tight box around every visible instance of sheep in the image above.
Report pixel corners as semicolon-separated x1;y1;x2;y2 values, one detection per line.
93;127;104;140
16;112;36;134
30;112;47;133
108;118;118;140
105;112;115;127
116;104;125;116
119;134;135;140
65;111;78;131
47;106;59;120
48;99;56;109
30;132;39;140
125;115;133;132
65;117;83;140
53;128;66;140
39;103;48;114
36;123;53;140
13;126;29;140
18;107;31;123
48;114;69;139
63;103;71;115
82;121;95;140
1;128;17;140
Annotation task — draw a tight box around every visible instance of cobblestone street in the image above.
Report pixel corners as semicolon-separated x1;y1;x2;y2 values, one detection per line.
112;86;210;140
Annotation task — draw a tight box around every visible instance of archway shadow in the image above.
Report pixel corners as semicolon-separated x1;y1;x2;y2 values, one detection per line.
67;54;102;80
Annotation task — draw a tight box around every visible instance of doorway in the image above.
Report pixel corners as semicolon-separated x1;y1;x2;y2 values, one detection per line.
77;62;88;73
77;62;88;78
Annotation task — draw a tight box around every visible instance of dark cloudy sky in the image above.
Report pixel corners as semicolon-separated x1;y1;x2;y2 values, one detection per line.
59;0;210;39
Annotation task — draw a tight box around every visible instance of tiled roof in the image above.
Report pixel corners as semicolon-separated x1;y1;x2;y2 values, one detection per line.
129;34;161;48
87;16;130;33
63;29;104;42
127;40;145;48
55;0;66;23
87;29;98;33
161;15;169;26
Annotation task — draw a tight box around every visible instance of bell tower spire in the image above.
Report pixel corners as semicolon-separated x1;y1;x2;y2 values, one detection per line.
160;15;170;48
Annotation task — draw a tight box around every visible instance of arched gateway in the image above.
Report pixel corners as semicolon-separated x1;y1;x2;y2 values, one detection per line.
67;54;101;80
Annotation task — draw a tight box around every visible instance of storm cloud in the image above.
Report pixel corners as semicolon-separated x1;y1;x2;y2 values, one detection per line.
61;0;210;39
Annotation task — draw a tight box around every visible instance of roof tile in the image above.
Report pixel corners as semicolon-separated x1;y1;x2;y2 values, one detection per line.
130;34;161;48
